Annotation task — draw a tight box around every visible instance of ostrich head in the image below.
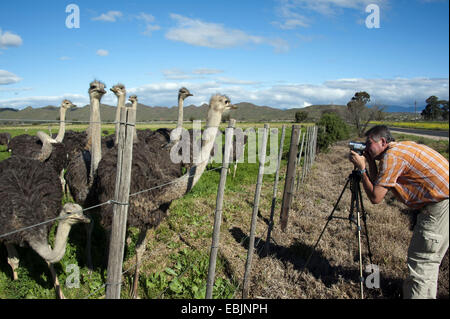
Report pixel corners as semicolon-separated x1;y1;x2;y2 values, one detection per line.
61;99;76;110
60;203;90;225
128;95;138;104
178;87;193;100
110;83;126;97
209;94;236;113
89;80;107;99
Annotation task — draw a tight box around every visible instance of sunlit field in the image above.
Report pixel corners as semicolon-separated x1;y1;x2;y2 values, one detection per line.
370;121;449;131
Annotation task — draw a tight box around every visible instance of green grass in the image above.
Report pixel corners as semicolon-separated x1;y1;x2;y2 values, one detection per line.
0;123;447;299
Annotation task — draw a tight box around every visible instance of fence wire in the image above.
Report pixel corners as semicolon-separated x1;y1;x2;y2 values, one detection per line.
0;165;223;240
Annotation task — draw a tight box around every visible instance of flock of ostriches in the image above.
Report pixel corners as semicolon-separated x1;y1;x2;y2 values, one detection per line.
0;81;238;298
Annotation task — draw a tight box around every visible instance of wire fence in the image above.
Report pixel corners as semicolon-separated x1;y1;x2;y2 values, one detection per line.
0;118;209;126
0;121;319;300
0;165;223;240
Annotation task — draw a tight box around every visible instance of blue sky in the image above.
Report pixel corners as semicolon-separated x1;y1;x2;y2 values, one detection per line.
0;0;448;109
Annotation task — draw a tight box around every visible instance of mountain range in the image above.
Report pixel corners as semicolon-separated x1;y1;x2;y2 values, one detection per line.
0;102;423;124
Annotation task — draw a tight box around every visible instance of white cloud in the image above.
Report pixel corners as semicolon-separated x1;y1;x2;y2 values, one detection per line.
127;77;449;109
0;70;22;85
162;69;195;80
0;94;88;109
136;12;155;23
1;77;447;110
162;68;224;80
59;56;71;61
166;14;289;52
193;68;224;75
142;24;161;36
0;87;32;93
0;29;23;48
273;0;387;29
92;11;123;22
134;12;161;36
96;49;109;56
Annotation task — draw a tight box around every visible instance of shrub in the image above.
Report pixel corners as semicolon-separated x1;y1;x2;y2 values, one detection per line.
316;113;349;152
295;111;308;123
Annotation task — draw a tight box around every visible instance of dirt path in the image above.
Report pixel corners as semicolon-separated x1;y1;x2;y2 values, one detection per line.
218;140;449;299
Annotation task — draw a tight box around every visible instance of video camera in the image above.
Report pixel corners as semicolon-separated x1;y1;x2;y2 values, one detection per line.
348;141;366;155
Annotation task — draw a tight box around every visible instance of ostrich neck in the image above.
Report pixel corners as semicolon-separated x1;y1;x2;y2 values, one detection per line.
162;108;221;203
114;95;126;145
177;96;184;128
55;107;67;143
28;220;74;264
89;97;102;180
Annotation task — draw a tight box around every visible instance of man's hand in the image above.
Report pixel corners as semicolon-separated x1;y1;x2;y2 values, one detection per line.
349;150;366;170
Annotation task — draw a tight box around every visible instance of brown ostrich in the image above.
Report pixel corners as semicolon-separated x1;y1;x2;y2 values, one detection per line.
94;93;236;298
0;133;90;299
7;100;76;180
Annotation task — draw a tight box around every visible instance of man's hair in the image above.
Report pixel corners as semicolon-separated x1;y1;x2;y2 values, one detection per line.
365;125;395;143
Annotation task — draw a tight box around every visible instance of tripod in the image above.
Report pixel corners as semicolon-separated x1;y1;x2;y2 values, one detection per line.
301;169;374;299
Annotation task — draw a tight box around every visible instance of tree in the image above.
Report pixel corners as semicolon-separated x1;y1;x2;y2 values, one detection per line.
421;96;445;120
421;96;441;120
294;111;308;123
441;100;449;120
346;91;384;137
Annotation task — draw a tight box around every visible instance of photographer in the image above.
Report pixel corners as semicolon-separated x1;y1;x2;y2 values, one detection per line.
349;125;449;299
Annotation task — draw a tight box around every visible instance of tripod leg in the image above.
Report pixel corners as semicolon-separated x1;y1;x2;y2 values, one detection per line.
301;177;351;276
356;211;364;299
358;186;374;265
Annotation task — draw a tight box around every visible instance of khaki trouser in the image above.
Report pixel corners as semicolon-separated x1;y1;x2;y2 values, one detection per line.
403;199;449;299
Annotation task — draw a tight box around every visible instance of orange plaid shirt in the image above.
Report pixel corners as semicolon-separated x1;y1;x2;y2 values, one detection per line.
375;141;449;208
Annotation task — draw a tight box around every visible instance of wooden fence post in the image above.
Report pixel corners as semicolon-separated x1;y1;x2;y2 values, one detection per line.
106;104;136;299
279;125;301;232
296;130;306;192
263;125;286;256
206;119;235;299
242;124;269;299
301;126;310;184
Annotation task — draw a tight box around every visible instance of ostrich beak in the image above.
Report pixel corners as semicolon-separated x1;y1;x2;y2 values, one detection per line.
229;104;237;109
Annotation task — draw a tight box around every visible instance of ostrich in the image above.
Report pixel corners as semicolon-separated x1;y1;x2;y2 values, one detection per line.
8;99;75;153
142;87;194;149
169;87;193;143
0;133;90;299
7;100;76;186
64;81;105;271
65;80;106;206
94;94;236;298
0;132;11;147
110;83;127;146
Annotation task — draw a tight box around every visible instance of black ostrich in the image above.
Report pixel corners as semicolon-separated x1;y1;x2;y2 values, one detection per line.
65;81;106;206
8;100;76;184
94;94;236;298
0;132;11;147
0;136;90;299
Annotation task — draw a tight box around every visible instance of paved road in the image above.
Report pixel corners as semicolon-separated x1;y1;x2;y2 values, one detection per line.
388;127;449;140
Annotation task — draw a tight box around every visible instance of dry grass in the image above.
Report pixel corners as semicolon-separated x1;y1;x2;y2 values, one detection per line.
211;140;448;299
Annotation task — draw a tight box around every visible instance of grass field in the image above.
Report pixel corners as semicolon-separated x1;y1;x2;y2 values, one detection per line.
370;120;449;131
0;123;448;299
